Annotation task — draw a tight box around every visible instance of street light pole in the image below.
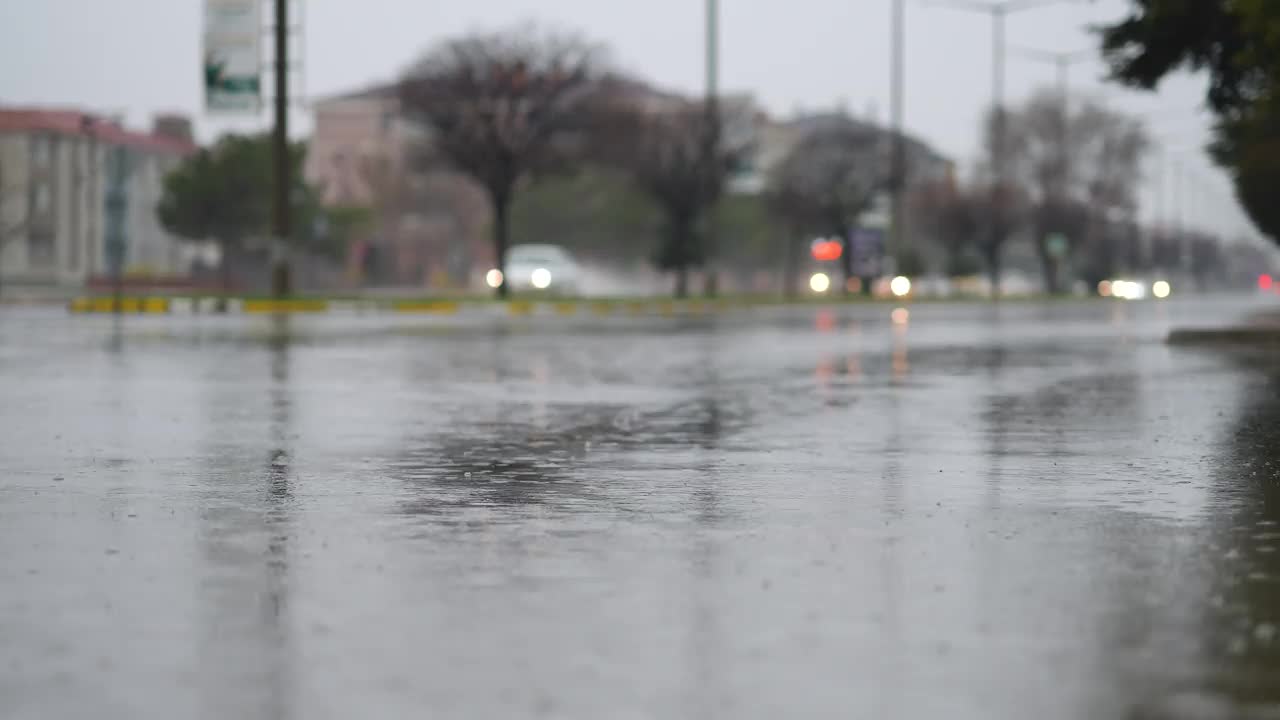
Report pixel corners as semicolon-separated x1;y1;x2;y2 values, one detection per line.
925;0;1089;293
890;0;908;268
271;0;291;298
703;0;720;297
1010;47;1092;99
706;0;719;105
992;7;1006;195
925;1;1090;171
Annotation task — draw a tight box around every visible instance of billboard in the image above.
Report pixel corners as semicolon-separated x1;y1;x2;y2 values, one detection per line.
203;0;261;113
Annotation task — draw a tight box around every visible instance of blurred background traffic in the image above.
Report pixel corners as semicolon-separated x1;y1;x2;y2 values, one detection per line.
1;0;1277;303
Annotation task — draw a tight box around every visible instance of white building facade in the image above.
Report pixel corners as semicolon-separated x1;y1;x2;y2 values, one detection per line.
0;109;197;293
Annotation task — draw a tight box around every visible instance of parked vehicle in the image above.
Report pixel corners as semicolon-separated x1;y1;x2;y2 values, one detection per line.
490;244;581;295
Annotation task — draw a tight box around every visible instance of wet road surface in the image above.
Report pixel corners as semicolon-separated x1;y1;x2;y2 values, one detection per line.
2;297;1279;719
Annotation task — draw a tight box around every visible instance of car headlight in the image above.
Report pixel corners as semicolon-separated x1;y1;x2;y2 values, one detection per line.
530;268;552;289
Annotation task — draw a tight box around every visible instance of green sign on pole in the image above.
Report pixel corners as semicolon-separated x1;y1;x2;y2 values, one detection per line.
203;0;262;114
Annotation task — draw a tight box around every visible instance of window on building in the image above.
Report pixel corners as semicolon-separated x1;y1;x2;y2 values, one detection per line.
27;231;54;267
30;135;52;169
31;183;51;215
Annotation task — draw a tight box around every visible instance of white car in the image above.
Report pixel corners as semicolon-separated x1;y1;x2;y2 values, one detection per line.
491;244;580;295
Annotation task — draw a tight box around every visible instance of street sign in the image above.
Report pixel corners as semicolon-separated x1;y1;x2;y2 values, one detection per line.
203;0;262;114
1046;233;1070;259
849;228;884;278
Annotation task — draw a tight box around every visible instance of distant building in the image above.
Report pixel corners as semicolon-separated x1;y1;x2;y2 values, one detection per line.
305;85;489;288
305;85;408;207
0;108;197;292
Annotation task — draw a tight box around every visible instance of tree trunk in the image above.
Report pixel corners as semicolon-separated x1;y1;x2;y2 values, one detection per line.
492;192;511;299
220;241;234;294
271;254;292;298
782;234;800;299
840;232;855;297
674;267;689;299
1036;235;1061;295
215;241;234;313
702;269;718;298
986;244;1003;300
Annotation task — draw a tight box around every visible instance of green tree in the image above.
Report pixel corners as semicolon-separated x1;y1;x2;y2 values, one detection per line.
511;166;660;263
158;134;321;291
594;101;740;297
1101;1;1280;244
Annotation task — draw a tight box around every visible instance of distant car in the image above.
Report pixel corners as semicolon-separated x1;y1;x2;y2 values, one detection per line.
492;244;580;295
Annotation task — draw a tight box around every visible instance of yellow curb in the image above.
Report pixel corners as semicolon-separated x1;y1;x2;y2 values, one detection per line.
508;300;534;316
591;301;615;316
142;298;170;314
242;299;329;314
554;302;578;316
626;301;648;315
657;301;675;317
69;297;170;314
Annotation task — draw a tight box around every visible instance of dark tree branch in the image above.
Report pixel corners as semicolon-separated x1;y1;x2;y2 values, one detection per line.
398;25;605;297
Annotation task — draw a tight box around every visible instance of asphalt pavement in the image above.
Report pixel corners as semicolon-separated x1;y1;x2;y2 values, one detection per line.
2;296;1279;720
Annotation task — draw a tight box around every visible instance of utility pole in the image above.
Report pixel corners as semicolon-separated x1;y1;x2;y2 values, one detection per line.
926;0;1089;294
271;0;291;297
706;0;719;105
993;6;1006;188
703;0;720;297
890;0;907;270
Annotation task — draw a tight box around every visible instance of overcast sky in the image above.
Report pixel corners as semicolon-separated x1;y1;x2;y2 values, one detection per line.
0;0;1258;239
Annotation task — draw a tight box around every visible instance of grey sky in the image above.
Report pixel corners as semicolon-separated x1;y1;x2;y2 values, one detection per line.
0;0;1256;239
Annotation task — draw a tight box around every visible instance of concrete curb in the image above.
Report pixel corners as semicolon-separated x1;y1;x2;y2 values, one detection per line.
1167;327;1280;347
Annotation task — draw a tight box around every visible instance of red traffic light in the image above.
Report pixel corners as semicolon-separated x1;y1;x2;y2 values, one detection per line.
811;239;843;262
1261;274;1274;291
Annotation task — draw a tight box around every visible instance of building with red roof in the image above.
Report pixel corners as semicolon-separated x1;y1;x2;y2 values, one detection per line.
0;106;199;293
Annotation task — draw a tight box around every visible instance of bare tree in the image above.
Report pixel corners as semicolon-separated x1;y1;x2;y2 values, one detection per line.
1004;91;1148;292
767;120;889;294
398;26;604;297
592;87;740;297
912;178;985;277
975;107;1032;295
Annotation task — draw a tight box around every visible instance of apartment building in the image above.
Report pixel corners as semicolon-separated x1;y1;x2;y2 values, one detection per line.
0;108;197;292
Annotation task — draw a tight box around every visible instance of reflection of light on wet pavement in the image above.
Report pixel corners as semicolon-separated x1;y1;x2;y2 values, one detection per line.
892;344;909;380
846;356;862;380
815;308;836;332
